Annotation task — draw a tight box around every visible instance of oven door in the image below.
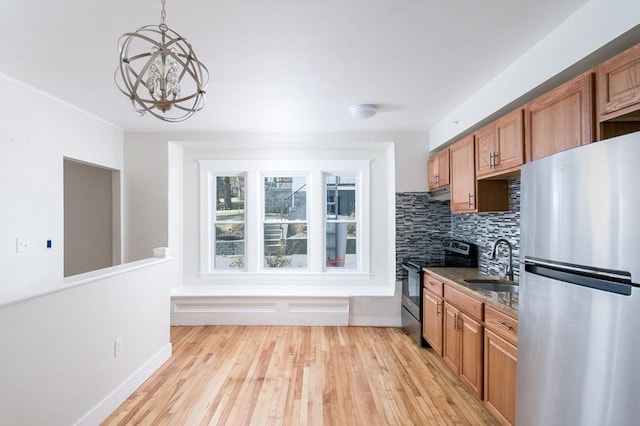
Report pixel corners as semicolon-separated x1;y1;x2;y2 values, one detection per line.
401;262;421;319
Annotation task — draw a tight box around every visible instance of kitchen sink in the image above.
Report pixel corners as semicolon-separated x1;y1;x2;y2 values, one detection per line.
464;279;519;293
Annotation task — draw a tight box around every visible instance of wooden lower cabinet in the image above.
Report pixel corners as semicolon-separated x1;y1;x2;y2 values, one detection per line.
422;288;444;356
422;273;518;424
484;329;518;426
442;302;484;399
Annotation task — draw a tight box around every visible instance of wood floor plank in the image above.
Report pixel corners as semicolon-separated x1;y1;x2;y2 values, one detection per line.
102;326;497;426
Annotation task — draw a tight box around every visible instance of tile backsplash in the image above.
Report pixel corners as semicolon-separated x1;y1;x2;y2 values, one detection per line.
396;178;521;281
395;193;451;279
451;178;521;280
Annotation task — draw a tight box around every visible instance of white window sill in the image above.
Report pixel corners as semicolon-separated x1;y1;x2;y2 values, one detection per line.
198;271;372;281
172;283;394;298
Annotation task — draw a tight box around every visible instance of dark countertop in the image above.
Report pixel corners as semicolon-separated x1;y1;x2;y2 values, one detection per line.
422;267;519;318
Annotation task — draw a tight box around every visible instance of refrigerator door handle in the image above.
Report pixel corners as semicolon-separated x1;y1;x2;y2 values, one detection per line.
523;256;639;296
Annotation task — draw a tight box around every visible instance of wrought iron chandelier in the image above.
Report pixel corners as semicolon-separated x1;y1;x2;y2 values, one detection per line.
115;0;209;122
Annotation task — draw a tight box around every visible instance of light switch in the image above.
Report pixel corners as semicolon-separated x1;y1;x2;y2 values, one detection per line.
16;239;29;253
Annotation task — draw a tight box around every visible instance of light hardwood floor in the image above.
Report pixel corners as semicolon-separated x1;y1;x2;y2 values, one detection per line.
102;326;498;426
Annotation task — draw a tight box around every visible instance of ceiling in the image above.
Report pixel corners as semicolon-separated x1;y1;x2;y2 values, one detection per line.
0;0;588;134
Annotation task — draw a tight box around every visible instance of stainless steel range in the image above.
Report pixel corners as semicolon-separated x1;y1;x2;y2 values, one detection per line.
401;239;478;345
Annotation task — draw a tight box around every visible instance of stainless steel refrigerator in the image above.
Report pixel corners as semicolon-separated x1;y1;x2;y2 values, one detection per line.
518;131;640;426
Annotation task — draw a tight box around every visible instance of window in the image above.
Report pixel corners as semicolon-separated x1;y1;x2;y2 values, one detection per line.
199;160;370;276
325;174;357;269
263;176;308;269
212;175;245;271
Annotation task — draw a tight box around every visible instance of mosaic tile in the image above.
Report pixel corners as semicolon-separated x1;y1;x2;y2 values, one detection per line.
395;178;521;282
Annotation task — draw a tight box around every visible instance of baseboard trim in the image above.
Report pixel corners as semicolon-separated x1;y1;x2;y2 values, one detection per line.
171;296;350;326
350;315;402;327
75;343;172;426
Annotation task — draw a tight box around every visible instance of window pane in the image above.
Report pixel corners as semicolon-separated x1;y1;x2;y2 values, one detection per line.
216;176;244;221
326;223;356;269
264;176;307;221
214;224;245;270
326;174;356;220
264;223;308;268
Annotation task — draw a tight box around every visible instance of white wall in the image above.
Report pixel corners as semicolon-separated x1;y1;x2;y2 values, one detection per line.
0;75;174;425
0;75;123;295
168;142;185;291
123;138;170;263
429;1;640;149
0;259;172;426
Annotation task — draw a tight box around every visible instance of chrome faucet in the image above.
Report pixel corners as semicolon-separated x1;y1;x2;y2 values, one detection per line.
491;238;514;281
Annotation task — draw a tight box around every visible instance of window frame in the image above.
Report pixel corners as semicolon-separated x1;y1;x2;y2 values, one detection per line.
199;159;370;279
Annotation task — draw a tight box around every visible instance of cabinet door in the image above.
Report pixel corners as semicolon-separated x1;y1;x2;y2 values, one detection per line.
422;289;443;356
427;155;438;190
598;42;640;120
428;149;450;190
484;329;517;426
526;71;594;161
449;135;476;212
494;109;524;172
475;123;495;177
459;312;484;400
436;148;450;187
442;303;461;374
476;109;524;179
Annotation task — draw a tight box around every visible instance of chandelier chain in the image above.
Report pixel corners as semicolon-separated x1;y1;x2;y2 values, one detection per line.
160;0;167;32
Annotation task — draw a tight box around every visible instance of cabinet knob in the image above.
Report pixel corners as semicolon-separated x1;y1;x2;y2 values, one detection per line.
489;152;494;169
468;193;474;207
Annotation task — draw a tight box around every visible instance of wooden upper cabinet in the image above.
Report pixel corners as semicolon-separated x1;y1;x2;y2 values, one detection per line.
427;155;438;190
525;71;595;162
450;135;509;214
475;109;524;178
598;42;640;120
475;124;495;177
427;148;450;190
450;135;476;212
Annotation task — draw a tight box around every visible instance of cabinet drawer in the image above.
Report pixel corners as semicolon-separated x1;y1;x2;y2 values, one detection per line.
423;273;444;297
444;284;483;321
485;306;518;345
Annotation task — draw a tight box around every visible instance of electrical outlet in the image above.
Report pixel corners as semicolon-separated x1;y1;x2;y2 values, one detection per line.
16;239;29;253
114;338;122;358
